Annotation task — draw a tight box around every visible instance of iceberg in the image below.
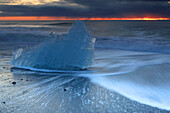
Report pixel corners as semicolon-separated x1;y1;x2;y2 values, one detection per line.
11;20;95;71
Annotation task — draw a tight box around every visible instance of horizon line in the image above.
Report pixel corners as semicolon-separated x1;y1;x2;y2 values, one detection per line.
0;16;170;21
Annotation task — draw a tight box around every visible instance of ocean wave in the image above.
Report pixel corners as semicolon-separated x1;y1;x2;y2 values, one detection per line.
95;36;170;54
9;49;170;110
10;49;170;77
91;63;170;110
44;22;72;26
0;32;48;43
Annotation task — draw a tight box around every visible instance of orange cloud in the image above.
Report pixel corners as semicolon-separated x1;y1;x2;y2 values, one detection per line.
0;16;170;21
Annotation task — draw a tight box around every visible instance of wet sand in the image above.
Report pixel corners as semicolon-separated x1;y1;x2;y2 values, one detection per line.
0;66;169;113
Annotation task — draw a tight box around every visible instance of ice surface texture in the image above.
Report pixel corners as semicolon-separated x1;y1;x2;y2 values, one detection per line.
11;20;95;71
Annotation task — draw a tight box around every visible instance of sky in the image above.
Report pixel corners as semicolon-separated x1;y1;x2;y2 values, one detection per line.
0;0;170;20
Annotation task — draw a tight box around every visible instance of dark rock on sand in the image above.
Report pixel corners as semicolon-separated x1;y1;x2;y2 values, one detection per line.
12;82;16;85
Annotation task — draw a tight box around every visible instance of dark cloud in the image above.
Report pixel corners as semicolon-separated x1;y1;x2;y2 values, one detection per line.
0;5;89;17
0;0;170;17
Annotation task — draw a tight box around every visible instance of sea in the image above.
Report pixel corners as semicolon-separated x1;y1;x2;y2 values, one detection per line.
0;20;170;113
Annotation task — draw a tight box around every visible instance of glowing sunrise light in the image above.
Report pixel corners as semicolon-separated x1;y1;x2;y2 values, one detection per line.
0;0;85;8
0;16;170;21
0;0;61;5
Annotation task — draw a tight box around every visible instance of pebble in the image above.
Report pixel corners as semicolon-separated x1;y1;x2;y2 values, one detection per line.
12;82;16;85
64;89;67;91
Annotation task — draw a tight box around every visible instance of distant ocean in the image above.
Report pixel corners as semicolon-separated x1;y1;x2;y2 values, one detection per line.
0;20;170;113
0;20;170;53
